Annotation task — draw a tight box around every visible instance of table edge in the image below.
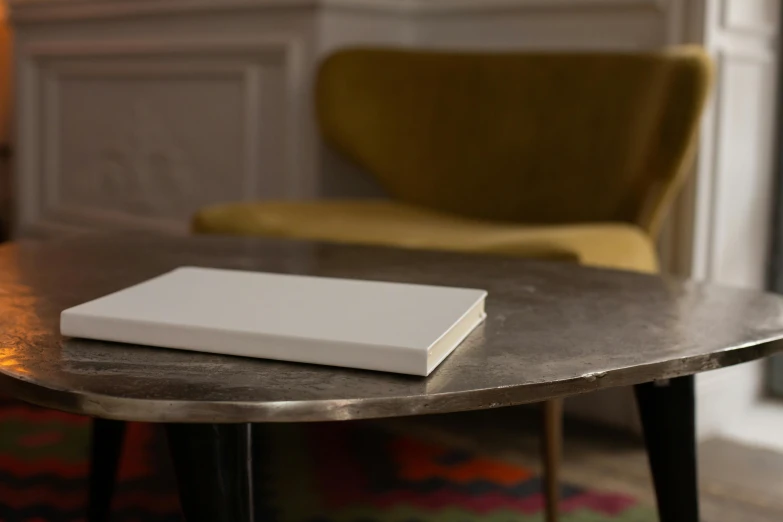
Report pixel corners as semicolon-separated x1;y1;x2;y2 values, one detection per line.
2;337;782;423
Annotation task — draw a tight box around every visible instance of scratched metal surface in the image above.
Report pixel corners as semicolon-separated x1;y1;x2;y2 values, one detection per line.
0;233;782;423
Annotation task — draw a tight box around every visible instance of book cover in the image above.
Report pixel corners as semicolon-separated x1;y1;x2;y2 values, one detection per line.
60;267;487;376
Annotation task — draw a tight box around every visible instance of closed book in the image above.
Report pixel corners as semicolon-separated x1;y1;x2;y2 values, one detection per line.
60;267;487;376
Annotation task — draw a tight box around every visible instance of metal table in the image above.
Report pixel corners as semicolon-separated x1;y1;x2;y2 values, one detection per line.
1;234;782;522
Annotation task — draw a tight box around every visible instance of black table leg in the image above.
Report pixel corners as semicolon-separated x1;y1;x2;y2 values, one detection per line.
541;398;562;522
87;418;127;522
166;423;254;522
635;375;699;522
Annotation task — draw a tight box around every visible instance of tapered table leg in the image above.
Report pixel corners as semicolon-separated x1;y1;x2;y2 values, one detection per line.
635;375;699;522
541;398;563;522
87;418;127;522
166;423;254;522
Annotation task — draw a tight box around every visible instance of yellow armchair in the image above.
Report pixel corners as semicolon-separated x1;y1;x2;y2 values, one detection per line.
193;46;712;522
194;200;659;272
195;46;710;274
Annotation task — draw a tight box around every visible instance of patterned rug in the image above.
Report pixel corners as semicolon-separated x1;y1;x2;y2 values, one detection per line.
0;398;656;521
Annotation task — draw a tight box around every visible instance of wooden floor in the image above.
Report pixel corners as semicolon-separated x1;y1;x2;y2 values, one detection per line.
379;406;783;522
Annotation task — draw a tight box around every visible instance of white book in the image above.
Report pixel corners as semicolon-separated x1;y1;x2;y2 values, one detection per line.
60;267;487;376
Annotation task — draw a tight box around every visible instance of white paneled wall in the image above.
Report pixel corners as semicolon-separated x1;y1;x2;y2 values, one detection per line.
690;0;781;441
10;0;693;238
13;13;316;235
7;0;781;437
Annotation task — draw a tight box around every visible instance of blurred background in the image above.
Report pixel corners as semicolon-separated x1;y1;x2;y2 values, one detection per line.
0;0;783;521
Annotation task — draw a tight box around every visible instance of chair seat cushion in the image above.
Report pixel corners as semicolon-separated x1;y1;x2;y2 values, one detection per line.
193;200;659;273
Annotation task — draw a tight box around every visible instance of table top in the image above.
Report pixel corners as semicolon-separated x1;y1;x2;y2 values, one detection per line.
1;233;783;423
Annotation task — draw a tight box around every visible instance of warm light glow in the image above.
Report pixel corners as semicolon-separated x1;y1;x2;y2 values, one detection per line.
0;251;46;377
0;348;29;375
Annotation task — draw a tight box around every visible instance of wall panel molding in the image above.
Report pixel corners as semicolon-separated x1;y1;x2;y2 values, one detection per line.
10;0;666;23
706;50;776;284
16;35;306;234
691;0;781;440
720;0;778;36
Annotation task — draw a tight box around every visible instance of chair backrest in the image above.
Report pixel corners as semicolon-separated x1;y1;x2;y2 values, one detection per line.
315;47;711;236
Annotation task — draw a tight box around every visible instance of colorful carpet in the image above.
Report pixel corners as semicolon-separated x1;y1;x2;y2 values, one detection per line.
0;398;656;521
